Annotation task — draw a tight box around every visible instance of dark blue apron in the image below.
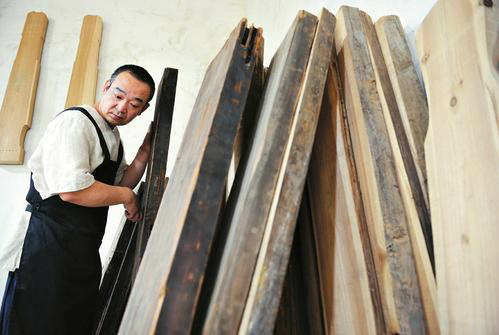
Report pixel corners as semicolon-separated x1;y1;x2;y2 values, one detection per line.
1;107;123;335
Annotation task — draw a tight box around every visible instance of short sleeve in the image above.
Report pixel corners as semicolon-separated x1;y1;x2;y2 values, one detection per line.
29;113;98;197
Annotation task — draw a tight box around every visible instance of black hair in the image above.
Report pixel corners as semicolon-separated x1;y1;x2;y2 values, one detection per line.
109;64;155;102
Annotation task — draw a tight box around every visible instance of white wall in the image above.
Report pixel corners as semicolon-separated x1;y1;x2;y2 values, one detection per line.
0;0;436;299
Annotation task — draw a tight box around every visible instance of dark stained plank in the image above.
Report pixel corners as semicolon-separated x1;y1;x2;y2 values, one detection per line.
118;19;263;335
238;9;336;335
94;68;176;335
134;68;178;275
335;6;426;334
201;11;318;335
156;24;264;335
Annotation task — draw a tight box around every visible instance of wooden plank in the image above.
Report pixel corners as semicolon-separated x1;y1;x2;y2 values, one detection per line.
361;13;439;334
201;11;317;335
335;6;426;334
374;15;429;201
416;0;499;333
118;19;262;335
0;12;48;164
134;68;177;275
307;58;381;334
155;27;264;335
360;12;434;273
94;67;176;335
238;9;335;334
65;15;102;108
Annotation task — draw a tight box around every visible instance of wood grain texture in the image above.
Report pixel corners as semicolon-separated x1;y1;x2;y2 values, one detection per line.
0;12;48;164
365;14;439;335
417;0;499;333
307;58;381;335
118;20;262;335
335;6;426;334
134;68;177;276
360;12;434;273
156;26;264;335
375;15;429;203
65;15;102;108
201;11;317;335
239;9;335;335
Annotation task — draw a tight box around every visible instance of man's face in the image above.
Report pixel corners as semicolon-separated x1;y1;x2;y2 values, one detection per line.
98;71;151;126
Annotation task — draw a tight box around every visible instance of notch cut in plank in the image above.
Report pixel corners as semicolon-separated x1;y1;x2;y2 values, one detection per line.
336;6;426;334
416;0;499;333
239;8;335;334
118;19;262;335
156;26;264;335
0;12;48;164
134;67;177;277
65;15;102;108
201;10;318;335
306;56;382;334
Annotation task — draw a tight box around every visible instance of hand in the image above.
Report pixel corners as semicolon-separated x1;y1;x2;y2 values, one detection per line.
124;189;142;222
138;122;154;161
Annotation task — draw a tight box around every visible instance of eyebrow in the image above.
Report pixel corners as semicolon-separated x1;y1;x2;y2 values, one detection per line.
114;86;145;104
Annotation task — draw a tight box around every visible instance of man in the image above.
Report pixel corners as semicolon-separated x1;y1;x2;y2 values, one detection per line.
0;64;155;335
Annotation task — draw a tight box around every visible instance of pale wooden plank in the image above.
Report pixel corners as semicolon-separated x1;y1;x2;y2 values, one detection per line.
417;0;499;333
307;57;381;334
335;6;426;334
65;15;102;108
118;19;262;335
238;9;335;334
0;12;48;164
201;11;318;335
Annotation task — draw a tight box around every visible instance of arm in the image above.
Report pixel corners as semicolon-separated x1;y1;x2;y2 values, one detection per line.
118;126;152;189
59;181;141;221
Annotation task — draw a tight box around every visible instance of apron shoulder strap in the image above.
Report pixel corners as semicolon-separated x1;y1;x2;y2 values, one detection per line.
61;107;111;161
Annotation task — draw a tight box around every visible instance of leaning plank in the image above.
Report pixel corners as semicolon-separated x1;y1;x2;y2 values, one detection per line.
374;15;429;202
239;9;335;334
307;59;381;334
134;68;177;275
416;0;499;333
360;12;439;334
118;19;262;335
94;68;176;335
0;12;48;164
65;15;102;108
156;26;263;335
202;11;318;335
335;6;426;334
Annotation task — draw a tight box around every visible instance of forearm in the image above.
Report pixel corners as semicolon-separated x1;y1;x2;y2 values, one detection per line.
59;180;134;207
119;146;149;189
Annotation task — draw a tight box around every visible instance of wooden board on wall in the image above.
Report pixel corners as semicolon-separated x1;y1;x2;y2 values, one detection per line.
118;19;263;335
201;11;317;335
416;0;499;333
238;9;335;334
335;6;426;334
0;12;48;164
65;15;102;108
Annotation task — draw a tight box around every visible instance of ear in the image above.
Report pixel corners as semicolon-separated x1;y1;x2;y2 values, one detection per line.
103;80;112;93
139;102;150;115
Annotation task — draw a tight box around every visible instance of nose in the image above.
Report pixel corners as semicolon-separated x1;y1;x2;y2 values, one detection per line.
117;99;127;113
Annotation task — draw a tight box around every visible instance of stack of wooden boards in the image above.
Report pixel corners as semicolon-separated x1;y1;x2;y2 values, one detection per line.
112;0;498;334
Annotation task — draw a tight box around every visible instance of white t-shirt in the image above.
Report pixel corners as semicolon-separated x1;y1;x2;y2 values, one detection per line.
0;105;128;271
